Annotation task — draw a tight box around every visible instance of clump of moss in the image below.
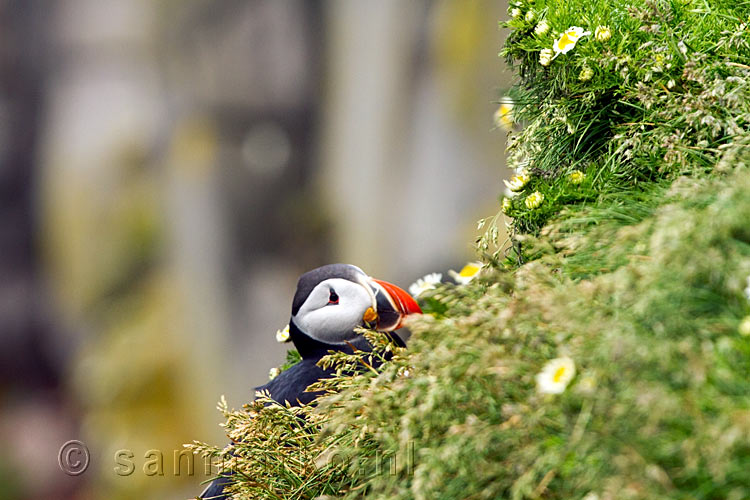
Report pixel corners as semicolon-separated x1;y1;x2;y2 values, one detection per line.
190;0;750;498
325;164;750;500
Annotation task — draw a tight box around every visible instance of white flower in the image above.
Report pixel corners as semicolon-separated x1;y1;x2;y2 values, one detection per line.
449;262;483;285
408;273;442;298
275;324;290;343
553;26;591;56
268;367;280;380
594;25;611;42
579;66;594;81
569;170;585;184
744;275;750;300
504;172;531;192
525;10;535;22
536;357;576;394
493;98;514;131
525;191;545;209
510;7;521;18
577;375;597;395
667;79;676;89
539;48;554;66
535;20;550;35
739;316;750;337
502;197;513;214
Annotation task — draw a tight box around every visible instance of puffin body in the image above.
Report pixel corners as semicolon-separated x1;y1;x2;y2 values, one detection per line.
258;321;407;406
198;264;420;499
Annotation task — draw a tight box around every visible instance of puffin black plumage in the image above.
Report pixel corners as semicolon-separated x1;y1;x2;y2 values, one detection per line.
198;263;421;499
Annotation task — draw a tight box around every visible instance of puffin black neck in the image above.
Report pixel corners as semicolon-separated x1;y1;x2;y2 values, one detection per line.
288;320;404;360
288;320;355;359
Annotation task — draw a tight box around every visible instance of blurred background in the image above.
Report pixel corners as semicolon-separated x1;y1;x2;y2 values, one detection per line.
0;0;510;498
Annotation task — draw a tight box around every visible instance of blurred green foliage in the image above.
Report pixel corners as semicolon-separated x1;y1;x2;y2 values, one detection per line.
45;123;223;499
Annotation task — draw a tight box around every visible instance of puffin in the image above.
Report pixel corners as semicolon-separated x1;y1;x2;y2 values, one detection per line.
198;263;421;499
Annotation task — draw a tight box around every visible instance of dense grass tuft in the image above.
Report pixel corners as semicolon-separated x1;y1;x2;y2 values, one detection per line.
482;0;750;243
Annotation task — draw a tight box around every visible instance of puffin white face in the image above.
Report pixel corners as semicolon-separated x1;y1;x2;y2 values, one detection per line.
293;277;375;344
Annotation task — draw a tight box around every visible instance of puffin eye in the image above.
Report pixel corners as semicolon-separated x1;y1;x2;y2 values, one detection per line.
328;289;339;305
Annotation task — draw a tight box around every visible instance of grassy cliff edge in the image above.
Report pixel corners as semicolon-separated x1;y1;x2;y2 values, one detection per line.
189;1;750;498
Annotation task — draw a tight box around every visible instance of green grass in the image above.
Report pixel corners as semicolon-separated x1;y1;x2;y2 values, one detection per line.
188;0;750;498
486;0;750;241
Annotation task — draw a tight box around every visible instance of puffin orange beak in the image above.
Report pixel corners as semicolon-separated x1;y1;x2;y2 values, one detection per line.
368;278;422;331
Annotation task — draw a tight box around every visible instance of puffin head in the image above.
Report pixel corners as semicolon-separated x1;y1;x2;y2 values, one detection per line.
289;264;421;353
